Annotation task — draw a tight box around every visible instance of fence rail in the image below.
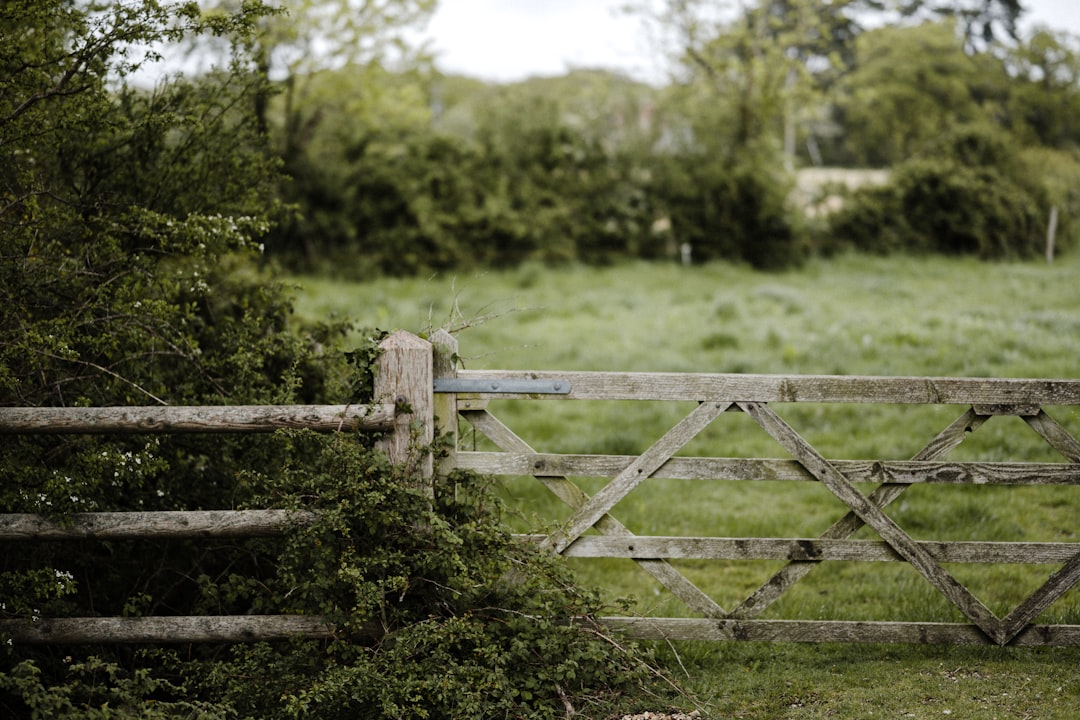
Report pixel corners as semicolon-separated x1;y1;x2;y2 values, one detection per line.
0;330;435;645
5;330;1080;646
0;404;396;434
0;510;316;540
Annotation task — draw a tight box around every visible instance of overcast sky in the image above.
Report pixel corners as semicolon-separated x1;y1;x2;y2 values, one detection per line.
420;0;1080;84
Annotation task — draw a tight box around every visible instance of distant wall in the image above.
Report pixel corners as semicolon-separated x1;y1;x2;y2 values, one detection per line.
793;167;890;217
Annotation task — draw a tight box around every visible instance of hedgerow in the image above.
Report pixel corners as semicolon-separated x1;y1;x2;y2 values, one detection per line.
827;125;1057;258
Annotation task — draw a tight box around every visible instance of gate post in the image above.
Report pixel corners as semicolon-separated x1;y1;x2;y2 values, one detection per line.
430;328;459;478
375;330;434;497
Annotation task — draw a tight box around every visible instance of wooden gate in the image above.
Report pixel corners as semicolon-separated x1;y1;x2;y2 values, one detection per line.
440;347;1080;646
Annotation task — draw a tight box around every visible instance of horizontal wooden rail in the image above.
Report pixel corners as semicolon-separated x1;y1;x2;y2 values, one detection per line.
451;370;1080;405
0;331;444;646
0;404;395;434
523;535;1080;564
0;616;334;644
598;617;1080;646
0;510;316;540
457;453;1080;485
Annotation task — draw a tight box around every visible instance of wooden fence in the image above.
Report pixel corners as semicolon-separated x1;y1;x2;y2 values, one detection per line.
4;329;1080;646
0;330;439;645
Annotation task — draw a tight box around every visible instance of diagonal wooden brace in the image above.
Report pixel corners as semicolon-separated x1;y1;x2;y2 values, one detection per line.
731;408;986;619
738;401;1007;644
1025;410;1080;463
460;407;727;618
544;401;733;554
988;409;1080;641
998;550;1080;642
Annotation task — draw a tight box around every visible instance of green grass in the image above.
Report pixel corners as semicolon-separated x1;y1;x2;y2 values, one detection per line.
290;253;1080;718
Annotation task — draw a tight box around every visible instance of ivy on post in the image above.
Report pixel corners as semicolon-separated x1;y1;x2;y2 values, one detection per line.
430;328;459;478
375;330;434;499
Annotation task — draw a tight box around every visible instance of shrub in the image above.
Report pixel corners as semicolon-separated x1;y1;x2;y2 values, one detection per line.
829;125;1052;258
895;159;1044;257
655;154;801;269
186;434;676;719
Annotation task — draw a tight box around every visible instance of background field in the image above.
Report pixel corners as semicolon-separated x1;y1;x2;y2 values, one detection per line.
292;254;1080;718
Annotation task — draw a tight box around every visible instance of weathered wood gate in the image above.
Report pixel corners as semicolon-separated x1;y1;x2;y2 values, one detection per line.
4;329;1080;646
437;335;1080;647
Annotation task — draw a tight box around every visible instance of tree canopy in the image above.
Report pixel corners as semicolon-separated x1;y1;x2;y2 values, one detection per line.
163;0;1080;275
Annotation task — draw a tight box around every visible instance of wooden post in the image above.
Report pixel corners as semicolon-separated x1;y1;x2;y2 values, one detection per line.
430;328;459;478
1046;205;1059;264
0;616;335;644
375;331;434;496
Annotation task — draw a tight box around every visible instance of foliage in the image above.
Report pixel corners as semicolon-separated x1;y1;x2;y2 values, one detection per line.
895;0;1024;50
999;27;1080;149
183;434;674;719
0;2;683;718
236;0;435;150
274;71;663;275
835;21;989;166
653;152;801;269
260;2;1080;274
827;124;1054;257
0;0;325;698
0;656;225;720
2;437;678;719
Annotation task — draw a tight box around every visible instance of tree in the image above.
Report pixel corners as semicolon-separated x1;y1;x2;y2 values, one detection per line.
0;0;320;624
228;0;439;260
627;1;807;268
893;0;1024;51
835;21;992;165
642;0;887;163
0;0;289;403
999;27;1080;148
266;61;437;263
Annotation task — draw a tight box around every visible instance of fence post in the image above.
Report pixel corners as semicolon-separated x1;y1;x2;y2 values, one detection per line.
375;330;434;497
1047;205;1059;264
430;329;459;478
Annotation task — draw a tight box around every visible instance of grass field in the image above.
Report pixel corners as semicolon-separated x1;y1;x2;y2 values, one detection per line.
291;253;1080;719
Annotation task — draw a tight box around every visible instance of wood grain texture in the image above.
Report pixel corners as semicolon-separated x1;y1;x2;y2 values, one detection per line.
456;452;1080;486
597;617;1080;646
0;616;334;644
732;409;986;620
430;329;459;479
461;408;727;618
0;510;316;540
1025;410;1080;463
452;370;1080;404
0;404;395;434
546;401;732;553
375;330;434;485
998;550;1080;642
524;535;1080;563
738;401;1006;642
